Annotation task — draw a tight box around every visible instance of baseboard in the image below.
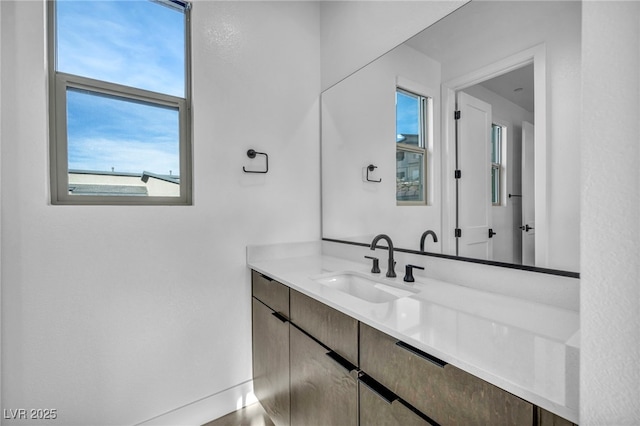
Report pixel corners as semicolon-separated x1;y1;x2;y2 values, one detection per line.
136;380;256;426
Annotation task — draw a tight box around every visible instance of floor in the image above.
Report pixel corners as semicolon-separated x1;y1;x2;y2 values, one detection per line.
202;403;274;426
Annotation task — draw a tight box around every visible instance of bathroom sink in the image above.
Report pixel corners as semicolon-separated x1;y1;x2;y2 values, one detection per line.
312;271;417;303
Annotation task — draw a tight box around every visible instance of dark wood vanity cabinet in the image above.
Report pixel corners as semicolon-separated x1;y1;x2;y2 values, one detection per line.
360;322;533;426
537;407;578;426
359;378;433;426
252;272;359;426
289;289;359;425
289;289;359;366
251;271;290;426
252;270;289;316
290;325;358;426
251;270;577;426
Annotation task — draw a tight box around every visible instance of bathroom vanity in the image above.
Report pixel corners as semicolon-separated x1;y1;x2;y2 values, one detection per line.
247;243;579;426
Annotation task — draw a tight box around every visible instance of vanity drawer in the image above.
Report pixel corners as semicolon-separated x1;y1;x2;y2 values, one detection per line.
252;270;289;316
290;289;358;366
290;325;358;426
359;375;434;426
360;323;533;426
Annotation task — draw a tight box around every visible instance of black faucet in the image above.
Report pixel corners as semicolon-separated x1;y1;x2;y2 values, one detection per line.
370;234;396;278
420;230;438;252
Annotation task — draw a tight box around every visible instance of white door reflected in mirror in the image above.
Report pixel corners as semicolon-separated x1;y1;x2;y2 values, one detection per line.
522;121;536;266
456;91;493;260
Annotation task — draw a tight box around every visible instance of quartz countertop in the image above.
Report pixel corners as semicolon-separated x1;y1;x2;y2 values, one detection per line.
247;244;579;423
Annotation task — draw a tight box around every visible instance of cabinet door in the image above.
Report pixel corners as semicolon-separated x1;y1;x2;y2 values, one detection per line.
290;325;358;426
359;376;434;426
290;289;358;366
252;298;290;426
360;323;533;426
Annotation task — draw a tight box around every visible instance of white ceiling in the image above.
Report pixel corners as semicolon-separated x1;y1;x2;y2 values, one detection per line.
478;63;534;113
403;1;578;113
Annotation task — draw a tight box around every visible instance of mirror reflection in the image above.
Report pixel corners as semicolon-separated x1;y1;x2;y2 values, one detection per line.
321;1;580;273
454;64;535;265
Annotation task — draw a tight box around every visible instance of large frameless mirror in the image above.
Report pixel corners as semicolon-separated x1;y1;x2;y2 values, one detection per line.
321;1;581;276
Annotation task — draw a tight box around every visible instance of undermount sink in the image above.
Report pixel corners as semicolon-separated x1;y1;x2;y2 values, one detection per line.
312;271;418;303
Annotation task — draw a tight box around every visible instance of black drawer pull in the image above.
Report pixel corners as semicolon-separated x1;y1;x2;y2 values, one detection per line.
260;273;274;282
395;341;447;368
271;311;289;323
358;373;397;405
397;399;441;426
325;350;357;373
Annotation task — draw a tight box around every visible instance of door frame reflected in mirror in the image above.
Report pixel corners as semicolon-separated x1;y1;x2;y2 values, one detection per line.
441;43;549;267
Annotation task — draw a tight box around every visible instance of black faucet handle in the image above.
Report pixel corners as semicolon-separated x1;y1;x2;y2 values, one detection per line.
403;264;425;282
364;256;381;274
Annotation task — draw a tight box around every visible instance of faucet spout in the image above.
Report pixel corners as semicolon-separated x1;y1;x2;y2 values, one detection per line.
420;230;438;252
370;234;396;278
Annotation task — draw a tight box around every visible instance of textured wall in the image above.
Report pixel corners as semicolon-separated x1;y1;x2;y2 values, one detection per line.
581;1;640;424
0;1;320;424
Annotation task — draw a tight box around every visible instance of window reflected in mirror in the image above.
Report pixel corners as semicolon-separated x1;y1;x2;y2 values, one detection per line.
396;88;430;205
491;123;506;206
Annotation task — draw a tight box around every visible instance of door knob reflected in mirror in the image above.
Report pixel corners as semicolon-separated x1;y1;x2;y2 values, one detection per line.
520;224;534;232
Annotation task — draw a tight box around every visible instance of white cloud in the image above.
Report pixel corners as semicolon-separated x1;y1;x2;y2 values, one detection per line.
57;0;185;97
69;137;180;176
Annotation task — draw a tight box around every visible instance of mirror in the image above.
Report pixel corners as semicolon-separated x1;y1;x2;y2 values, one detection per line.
321;1;581;274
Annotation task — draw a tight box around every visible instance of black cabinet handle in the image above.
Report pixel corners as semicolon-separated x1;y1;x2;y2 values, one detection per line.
325;351;357;373
271;311;289;323
358;373;397;404
397;399;441;426
395;341;447;368
359;373;441;426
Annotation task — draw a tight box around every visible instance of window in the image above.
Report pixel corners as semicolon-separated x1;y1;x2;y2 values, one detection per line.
396;88;430;204
491;123;506;206
48;0;192;205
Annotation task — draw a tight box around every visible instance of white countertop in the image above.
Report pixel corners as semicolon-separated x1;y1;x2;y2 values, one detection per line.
247;244;579;423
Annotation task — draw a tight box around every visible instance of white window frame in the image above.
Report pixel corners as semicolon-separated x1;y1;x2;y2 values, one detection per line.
47;0;193;205
491;122;508;206
395;86;432;206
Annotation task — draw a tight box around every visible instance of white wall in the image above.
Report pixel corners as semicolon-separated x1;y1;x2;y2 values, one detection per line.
0;0;3;413
581;1;640;424
0;1;320;424
319;0;467;91
322;43;442;250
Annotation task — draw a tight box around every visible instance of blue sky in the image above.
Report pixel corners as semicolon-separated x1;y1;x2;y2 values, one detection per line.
396;91;420;142
66;89;180;174
58;0;185;175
